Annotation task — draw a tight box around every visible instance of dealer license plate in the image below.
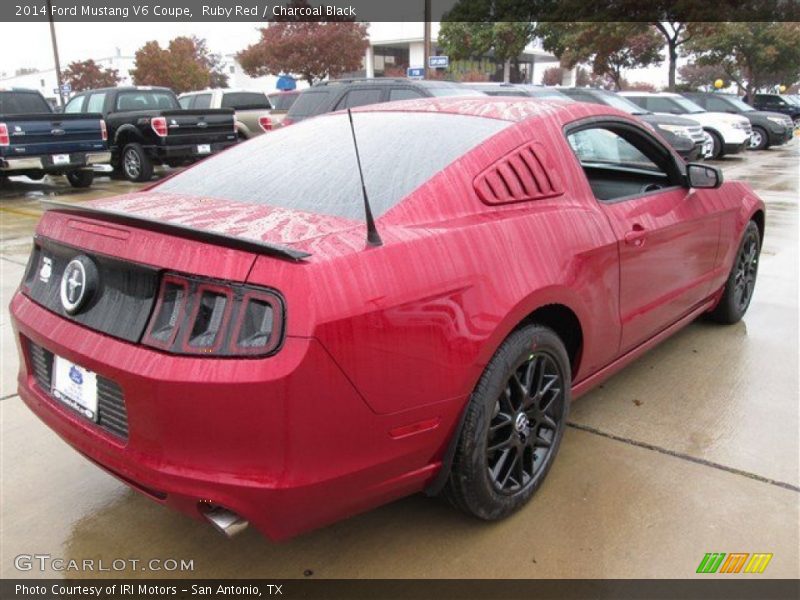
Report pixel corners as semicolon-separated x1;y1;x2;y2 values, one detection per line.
52;154;70;165
52;355;98;422
197;144;211;154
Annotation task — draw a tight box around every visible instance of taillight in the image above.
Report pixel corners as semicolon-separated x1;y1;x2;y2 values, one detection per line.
143;273;284;357
258;116;272;132
0;123;9;146
151;116;168;137
100;119;107;141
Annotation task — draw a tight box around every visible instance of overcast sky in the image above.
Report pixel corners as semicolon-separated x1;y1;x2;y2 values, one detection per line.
0;22;265;76
0;21;675;87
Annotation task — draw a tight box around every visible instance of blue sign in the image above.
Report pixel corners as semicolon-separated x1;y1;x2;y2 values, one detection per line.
276;75;296;91
428;56;449;69
60;83;72;94
407;67;425;79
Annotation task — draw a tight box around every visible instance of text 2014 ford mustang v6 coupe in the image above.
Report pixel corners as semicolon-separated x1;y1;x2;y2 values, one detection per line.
10;98;763;540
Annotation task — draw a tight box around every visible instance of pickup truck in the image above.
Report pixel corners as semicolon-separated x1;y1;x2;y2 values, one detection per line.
0;87;110;188
179;89;276;139
64;86;237;182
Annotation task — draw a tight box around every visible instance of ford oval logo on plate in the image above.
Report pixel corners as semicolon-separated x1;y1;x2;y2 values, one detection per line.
69;365;83;385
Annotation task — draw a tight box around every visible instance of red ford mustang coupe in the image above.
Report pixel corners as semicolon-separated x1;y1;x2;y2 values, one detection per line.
11;97;763;540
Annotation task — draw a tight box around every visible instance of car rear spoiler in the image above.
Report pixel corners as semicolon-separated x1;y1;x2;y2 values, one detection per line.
39;199;311;262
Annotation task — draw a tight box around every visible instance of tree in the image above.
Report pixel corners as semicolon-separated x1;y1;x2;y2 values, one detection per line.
541;66;563;86
130;36;227;93
236;1;368;86
62;60;121;91
677;62;731;91
685;22;800;97
438;21;534;82
538;23;663;90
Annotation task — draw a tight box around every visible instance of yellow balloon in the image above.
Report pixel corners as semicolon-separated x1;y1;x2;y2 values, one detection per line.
779;85;787;92
714;79;724;89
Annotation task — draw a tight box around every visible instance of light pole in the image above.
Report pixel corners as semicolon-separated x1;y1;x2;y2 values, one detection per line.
45;0;65;107
423;0;431;79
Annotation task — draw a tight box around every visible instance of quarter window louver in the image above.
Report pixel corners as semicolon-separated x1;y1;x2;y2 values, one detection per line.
474;142;563;205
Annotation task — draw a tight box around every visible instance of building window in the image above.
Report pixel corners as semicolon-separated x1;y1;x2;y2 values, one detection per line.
229;65;235;74
40;79;45;87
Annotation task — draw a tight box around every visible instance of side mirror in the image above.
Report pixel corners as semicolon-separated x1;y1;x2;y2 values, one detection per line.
686;163;723;189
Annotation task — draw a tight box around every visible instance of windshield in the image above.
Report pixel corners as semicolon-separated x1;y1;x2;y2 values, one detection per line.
671;97;706;114
427;87;485;97
722;96;755;112
597;93;648;114
156;111;509;220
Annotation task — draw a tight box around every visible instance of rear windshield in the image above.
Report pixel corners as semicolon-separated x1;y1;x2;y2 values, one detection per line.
156;112;510;220
287;90;331;118
222;92;271;110
0;91;51;114
115;91;180;111
268;93;298;111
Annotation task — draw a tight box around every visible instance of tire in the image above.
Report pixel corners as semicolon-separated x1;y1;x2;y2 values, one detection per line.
444;324;571;520
66;170;94;188
748;126;768;151
121;143;153;182
707;130;724;160
708;221;761;324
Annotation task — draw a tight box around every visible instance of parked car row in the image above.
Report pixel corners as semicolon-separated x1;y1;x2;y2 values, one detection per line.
281;78;796;163
1;86;302;187
2;80;795;190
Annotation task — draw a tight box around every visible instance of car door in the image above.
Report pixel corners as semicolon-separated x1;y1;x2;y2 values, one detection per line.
566;121;722;353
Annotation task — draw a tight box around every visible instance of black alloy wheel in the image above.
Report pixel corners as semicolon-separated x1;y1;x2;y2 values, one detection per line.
487;352;564;494
709;220;761;324
445;324;570;520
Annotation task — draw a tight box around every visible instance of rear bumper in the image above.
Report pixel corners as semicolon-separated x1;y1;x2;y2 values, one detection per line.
0;151;111;173
147;141;237;163
9;291;450;540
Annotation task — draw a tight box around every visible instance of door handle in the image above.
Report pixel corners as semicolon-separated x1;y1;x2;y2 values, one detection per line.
624;224;647;247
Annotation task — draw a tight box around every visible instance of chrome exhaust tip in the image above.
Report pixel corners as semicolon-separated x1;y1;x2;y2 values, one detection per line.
202;505;249;538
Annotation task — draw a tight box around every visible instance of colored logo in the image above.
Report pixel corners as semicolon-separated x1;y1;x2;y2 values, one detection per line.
68;365;83;385
696;553;773;574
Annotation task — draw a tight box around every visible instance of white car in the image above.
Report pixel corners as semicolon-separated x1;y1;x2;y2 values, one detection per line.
620;92;752;159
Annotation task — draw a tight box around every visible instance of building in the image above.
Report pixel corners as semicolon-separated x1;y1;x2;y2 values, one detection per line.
0;23;560;103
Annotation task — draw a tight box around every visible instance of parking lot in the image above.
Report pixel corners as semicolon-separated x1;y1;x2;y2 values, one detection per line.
1;143;798;579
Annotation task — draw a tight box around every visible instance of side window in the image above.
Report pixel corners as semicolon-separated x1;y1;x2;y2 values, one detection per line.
389;88;424;101
179;96;193;109
567;124;678;202
646;97;679;113
64;96;85;113
568;129;657;168
706;97;730;111
334;89;383;110
193;94;212;109
86;93;107;113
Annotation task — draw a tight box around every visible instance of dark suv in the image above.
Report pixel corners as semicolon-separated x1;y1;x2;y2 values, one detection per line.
559;88;709;161
747;94;800;129
683;92;794;150
284;79;483;124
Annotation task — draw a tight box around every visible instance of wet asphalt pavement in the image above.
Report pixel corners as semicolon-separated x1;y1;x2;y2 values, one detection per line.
0;145;798;579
